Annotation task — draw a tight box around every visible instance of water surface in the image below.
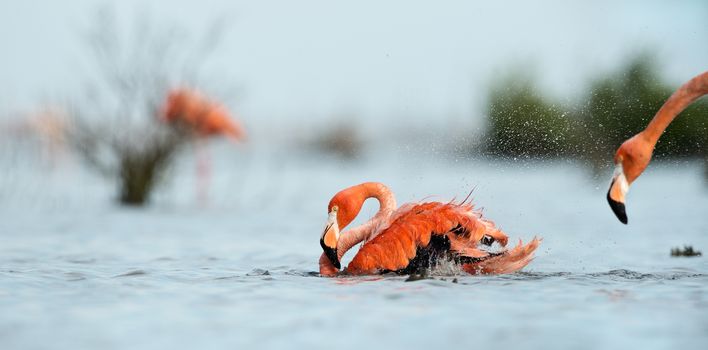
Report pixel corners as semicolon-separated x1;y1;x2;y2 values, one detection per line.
1;149;707;349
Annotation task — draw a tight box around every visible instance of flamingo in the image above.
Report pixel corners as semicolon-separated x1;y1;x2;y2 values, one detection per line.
319;182;541;277
160;88;245;202
161;88;245;140
607;71;708;224
0;107;68;168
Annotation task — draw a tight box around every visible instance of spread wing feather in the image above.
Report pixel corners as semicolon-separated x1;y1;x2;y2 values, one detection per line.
347;201;537;275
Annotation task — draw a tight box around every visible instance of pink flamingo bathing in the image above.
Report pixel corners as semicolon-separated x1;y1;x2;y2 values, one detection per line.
319;182;540;276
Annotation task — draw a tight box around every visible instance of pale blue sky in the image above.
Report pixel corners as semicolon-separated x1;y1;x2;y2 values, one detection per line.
0;0;706;132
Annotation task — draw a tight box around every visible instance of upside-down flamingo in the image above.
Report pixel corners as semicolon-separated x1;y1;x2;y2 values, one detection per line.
607;71;708;224
319;182;541;276
160;88;245;203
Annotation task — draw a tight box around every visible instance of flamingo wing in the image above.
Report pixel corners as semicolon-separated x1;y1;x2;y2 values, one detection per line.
346;202;539;275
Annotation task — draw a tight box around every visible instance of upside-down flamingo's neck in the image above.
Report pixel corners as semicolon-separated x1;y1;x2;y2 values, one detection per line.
319;182;397;276
607;71;708;224
642;71;708;145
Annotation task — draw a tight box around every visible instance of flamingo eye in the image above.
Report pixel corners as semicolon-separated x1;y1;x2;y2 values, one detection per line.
481;235;495;246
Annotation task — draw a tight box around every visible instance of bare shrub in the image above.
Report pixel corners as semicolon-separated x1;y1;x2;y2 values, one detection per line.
68;10;226;205
70;116;184;205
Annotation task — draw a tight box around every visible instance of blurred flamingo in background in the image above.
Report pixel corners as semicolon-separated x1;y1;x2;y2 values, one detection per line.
1;107;68;168
607;71;708;224
319;182;540;276
162;88;245;140
161;88;246;203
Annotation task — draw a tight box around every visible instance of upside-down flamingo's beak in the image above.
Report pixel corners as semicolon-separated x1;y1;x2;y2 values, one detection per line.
320;209;341;269
607;163;629;224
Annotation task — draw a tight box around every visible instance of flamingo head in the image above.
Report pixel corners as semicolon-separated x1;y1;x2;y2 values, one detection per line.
320;206;341;269
320;187;368;269
607;133;653;224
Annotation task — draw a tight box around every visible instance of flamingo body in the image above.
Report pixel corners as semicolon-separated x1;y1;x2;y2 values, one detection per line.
319;182;540;277
162;88;245;140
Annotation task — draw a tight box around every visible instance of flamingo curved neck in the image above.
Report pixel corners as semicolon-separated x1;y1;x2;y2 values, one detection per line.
337;182;397;260
643;71;708;145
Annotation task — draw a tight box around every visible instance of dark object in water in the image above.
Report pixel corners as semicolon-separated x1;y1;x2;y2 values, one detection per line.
670;246;702;257
405;271;430;282
247;268;271;276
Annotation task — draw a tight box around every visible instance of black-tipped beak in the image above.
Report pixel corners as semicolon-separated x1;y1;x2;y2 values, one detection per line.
607;181;628;224
320;238;340;269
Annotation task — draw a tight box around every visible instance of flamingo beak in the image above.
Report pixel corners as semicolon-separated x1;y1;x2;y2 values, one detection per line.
607;163;629;224
320;209;341;269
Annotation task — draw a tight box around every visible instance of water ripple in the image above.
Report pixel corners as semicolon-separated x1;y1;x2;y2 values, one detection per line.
114;270;148;278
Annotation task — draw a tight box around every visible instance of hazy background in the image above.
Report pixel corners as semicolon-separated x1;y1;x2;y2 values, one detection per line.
1;0;707;138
